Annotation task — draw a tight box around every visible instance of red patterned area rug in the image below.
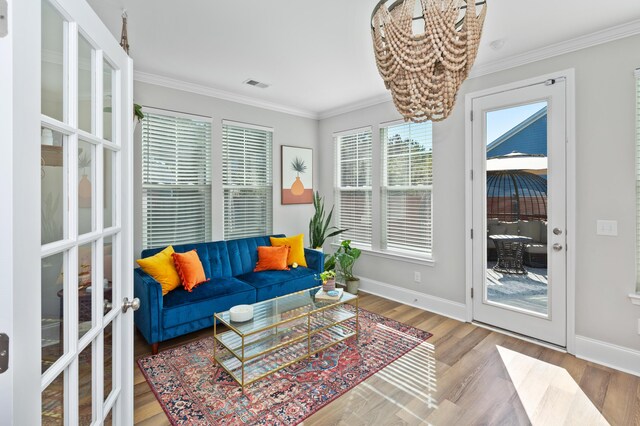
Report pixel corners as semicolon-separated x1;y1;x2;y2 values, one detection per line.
137;305;432;425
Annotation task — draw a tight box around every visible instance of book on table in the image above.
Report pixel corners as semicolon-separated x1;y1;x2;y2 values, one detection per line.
315;288;344;301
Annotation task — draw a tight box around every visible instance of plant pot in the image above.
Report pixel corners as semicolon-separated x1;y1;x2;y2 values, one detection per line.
322;278;336;292
346;278;360;295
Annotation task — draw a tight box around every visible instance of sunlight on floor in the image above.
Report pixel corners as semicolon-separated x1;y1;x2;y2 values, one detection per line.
497;346;609;425
360;340;437;424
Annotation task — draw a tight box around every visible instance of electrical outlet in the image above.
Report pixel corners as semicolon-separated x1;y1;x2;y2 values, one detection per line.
414;271;421;283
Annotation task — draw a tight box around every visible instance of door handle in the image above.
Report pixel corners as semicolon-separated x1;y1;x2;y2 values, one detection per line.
553;243;563;251
122;297;140;313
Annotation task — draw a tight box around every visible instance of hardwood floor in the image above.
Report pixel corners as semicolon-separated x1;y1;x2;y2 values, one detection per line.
133;293;640;425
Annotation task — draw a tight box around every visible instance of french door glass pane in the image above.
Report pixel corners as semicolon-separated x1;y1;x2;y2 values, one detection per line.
79;140;95;235
42;370;65;425
104;149;115;228
41;0;65;122
485;101;549;315
78;35;94;133
41;127;66;245
78;344;93;425
41;252;65;373
103;61;115;141
78;243;94;339
104;409;112;425
104;321;113;401
103;236;114;316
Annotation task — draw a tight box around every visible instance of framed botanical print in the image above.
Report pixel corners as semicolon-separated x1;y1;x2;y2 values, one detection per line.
281;145;313;204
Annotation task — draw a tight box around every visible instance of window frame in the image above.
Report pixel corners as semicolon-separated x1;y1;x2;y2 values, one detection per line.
334;127;373;249
380;120;434;258
221;119;274;240
140;107;213;250
635;68;640;294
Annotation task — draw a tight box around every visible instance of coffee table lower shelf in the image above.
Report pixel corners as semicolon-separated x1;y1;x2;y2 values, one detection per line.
214;318;358;389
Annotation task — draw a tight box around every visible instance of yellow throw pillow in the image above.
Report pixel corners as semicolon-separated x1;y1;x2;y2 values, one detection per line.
270;234;307;267
136;246;181;296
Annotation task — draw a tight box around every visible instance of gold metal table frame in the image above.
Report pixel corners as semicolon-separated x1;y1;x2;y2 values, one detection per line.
213;287;359;390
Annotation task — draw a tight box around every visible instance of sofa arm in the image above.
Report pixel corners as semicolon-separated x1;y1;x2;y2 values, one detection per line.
133;268;163;345
304;248;325;273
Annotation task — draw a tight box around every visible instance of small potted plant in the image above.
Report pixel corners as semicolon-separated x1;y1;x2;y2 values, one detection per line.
319;270;336;292
309;191;347;251
325;240;362;294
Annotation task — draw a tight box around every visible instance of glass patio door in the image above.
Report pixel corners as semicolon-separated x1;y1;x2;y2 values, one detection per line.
0;0;134;423
471;77;567;347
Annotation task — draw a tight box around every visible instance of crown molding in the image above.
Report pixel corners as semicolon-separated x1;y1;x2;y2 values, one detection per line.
132;20;640;122
318;19;640;121
133;71;319;120
317;93;392;120
468;18;640;79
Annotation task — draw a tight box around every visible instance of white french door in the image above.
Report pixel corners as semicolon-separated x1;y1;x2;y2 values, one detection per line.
0;0;134;424
470;75;568;347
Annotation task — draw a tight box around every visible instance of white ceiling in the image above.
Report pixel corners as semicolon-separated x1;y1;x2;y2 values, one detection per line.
87;0;640;118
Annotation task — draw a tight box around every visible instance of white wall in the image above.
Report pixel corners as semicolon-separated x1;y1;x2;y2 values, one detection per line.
319;35;640;351
133;81;319;258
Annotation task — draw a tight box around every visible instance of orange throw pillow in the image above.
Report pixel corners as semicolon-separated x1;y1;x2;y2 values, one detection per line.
254;246;290;272
171;250;210;292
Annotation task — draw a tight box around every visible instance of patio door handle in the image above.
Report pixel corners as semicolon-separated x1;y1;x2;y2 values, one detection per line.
553;243;563;251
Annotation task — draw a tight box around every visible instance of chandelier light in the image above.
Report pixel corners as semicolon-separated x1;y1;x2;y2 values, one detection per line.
371;0;487;122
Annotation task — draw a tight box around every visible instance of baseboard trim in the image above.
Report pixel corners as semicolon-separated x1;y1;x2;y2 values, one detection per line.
575;335;640;377
358;277;467;322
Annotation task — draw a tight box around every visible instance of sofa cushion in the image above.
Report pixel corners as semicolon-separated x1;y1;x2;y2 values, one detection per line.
540;221;548;243
503;221;519;235
487;218;500;227
488;224;506;236
162;277;256;328
525;244;547;254
518;220;542;242
237;267;318;301
227;235;286;276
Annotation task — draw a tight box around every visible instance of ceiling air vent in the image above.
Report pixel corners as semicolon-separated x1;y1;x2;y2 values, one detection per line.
243;79;270;89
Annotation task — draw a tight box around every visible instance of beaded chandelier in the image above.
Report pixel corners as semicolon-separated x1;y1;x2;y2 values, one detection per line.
371;0;487;122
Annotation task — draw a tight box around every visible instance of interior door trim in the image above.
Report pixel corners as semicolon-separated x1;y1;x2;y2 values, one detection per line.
464;69;576;354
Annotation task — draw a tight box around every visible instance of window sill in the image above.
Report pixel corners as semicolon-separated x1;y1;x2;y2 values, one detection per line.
629;293;640;306
330;243;435;267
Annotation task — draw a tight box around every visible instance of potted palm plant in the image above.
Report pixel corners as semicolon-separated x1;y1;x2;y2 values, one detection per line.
308;191;347;250
325;240;362;294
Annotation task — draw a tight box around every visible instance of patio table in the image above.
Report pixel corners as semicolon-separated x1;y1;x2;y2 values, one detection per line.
488;234;533;275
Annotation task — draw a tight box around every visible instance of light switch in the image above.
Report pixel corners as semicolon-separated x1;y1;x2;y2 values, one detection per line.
596;220;618;236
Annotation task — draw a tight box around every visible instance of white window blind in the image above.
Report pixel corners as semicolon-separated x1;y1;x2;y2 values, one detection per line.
335;129;373;247
635;69;640;291
381;121;433;256
141;111;212;249
222;121;273;239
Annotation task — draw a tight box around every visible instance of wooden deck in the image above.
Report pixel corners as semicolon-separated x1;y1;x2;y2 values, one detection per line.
134;292;640;425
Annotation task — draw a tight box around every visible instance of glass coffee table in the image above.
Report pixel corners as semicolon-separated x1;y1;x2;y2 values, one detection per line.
214;286;358;389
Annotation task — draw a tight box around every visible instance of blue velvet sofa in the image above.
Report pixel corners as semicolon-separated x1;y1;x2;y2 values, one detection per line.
134;235;324;354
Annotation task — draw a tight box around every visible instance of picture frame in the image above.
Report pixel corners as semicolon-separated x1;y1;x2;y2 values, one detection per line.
281;145;313;205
